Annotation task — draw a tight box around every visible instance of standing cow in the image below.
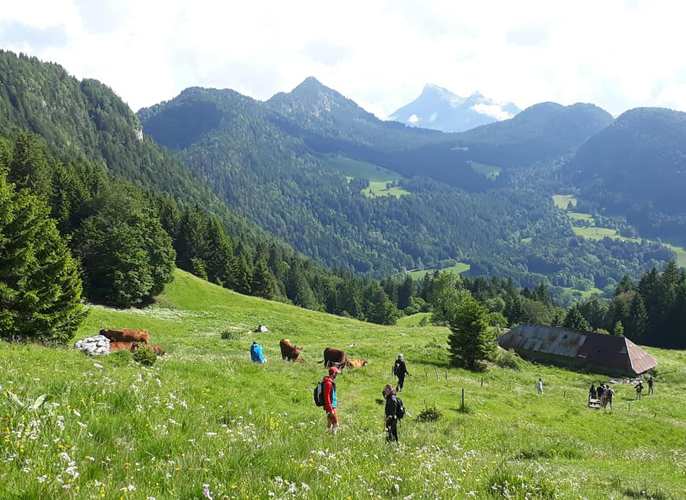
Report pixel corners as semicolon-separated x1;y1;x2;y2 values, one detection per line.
319;348;348;369
279;339;303;362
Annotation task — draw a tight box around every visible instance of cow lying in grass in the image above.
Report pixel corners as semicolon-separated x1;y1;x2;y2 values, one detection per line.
100;328;150;344
109;341;165;356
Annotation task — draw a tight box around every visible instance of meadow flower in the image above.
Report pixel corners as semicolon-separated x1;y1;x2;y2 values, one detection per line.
203;483;213;499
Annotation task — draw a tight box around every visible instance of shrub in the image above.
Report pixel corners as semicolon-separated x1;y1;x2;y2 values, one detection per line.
416;404;443;422
493;348;525;371
133;346;157;366
221;330;243;340
108;349;132;367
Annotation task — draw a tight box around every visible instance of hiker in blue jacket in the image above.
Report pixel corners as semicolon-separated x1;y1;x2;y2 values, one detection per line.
250;341;265;363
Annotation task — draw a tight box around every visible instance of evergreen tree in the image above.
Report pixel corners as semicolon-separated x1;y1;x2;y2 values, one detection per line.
627;292;649;341
7;131;52;197
0;174;86;342
251;258;277;299
504;295;525;325
614;275;635;296
446;291;494;370
368;287;400;325
398;275;414;310
286;262;318;309
613;320;624;337
563;305;591;331
233;253;253;295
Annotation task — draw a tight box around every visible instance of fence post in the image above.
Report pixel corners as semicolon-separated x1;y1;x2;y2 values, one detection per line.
461;388;465;411
445;369;448;381
424;367;427;379
481;377;484;387
434;367;439;381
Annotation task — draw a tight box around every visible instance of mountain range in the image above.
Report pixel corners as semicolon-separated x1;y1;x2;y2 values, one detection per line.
2;49;685;300
390;84;521;133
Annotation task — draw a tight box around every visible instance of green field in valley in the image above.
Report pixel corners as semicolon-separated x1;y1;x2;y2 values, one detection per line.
2;269;686;499
407;262;471;279
552;194;578;210
396;312;431;327
327;155;410;198
469;161;502;180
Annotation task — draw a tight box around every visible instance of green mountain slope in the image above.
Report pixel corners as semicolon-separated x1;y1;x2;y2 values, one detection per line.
1;267;685;498
566;107;686;241
139;79;671;289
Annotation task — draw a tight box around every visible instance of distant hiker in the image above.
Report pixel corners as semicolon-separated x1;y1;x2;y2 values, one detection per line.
597;384;605;400
604;386;615;409
536;377;544;395
323;366;340;433
635;381;643;400
383;384;399;442
250;341;265;364
648;376;654;395
393;354;410;392
589;384;596;401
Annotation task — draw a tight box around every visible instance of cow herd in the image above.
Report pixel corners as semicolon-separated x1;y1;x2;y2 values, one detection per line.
100;328;165;356
278;340;367;370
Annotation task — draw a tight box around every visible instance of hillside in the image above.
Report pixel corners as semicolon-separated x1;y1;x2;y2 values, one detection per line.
390;84;521;133
455;102;615;168
1;269;685;499
565;107;686;242
139;79;669;288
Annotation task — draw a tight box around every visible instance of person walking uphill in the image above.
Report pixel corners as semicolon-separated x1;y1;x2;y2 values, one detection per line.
383;384;399;442
393;354;410;392
250;341;265;364
536;377;544;395
648;376;654;395
323;366;340;433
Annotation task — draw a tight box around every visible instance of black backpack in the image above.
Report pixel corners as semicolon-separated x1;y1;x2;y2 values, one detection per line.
393;360;401;376
395;396;406;419
313;381;324;407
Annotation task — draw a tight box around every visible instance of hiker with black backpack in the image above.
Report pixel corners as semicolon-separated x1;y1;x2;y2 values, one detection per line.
393;354;410;392
383;383;405;442
314;366;340;433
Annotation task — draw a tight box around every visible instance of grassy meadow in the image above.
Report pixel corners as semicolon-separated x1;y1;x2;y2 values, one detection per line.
2;270;686;499
469;162;502;180
326;155;410;198
407;263;471;280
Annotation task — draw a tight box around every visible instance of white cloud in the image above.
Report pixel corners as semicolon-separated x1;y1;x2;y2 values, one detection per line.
471;103;513;121
2;0;686;117
407;114;420;124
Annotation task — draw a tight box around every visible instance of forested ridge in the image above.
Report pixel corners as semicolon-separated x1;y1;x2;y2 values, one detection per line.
139;77;671;291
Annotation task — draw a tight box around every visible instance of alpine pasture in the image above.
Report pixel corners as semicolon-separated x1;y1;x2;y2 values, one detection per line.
2;270;685;499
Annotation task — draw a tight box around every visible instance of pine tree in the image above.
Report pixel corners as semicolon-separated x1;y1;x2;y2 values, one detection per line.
398;275;414;310
563;305;591;331
627;293;649;342
613;321;624;337
233;254;253;295
446;291;494;370
251;258;277;299
7;132;52;197
0;174;86;342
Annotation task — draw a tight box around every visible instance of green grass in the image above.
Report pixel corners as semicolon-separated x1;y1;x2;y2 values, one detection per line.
553;194;578;210
396;312;431;327
362;181;410;198
326;155;402;182
568;211;594;223
2;269;686;499
407;262;471;279
469;161;502;180
521;237;533;244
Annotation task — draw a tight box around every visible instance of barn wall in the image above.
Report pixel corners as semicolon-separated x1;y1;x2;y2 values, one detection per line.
513;348;638;377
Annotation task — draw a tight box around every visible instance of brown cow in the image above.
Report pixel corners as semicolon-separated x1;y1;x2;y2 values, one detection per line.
319;348;348;369
100;328;150;344
279;339;303;362
109;341;139;352
345;358;368;369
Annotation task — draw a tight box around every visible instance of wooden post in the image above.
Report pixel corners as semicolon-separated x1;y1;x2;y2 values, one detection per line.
564;390;566;399
445;369;448;381
481;377;484;387
461;388;465;411
434;367;439;381
424;367;427;379
628;402;631;412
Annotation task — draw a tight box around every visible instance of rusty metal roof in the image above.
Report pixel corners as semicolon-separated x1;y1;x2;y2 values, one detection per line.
499;324;657;375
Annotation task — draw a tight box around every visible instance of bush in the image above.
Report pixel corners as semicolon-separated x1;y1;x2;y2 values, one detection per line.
221;330;243;340
493;348;525;371
108;349;132;367
133;346;157;366
416;404;443;422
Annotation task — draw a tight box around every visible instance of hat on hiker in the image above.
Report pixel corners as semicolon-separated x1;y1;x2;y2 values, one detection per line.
398;354;403;360
329;366;340;376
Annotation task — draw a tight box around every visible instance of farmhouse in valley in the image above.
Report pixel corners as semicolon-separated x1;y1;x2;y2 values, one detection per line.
498;324;657;377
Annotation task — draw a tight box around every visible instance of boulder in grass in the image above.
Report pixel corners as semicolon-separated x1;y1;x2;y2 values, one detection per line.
75;335;110;356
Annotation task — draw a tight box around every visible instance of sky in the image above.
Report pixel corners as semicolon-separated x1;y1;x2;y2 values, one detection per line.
2;0;686;119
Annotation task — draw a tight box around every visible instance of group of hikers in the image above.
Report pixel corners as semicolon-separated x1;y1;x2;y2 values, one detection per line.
253;338;410;443
316;353;410;442
588;375;654;408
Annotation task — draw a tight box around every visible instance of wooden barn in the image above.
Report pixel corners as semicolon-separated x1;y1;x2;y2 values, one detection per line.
498;324;657;377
